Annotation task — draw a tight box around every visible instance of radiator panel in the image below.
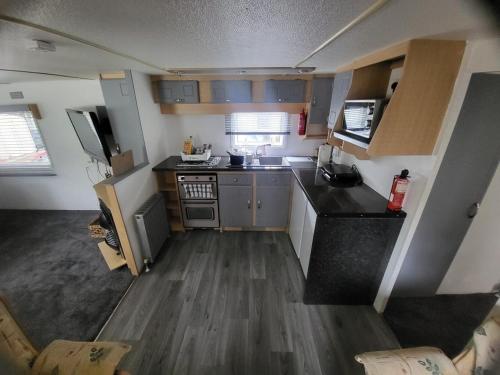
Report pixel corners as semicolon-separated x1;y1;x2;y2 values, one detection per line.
134;193;170;262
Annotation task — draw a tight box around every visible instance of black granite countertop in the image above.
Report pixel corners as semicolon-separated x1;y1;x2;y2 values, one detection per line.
291;167;406;218
153;156;405;218
152;156;292;172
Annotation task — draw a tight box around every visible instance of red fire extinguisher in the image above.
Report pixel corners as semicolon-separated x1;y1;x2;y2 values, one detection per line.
298;109;307;135
387;169;409;211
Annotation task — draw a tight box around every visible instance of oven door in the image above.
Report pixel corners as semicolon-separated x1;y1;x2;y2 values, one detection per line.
180;200;220;228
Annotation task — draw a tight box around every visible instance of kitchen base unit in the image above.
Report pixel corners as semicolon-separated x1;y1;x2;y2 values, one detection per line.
303;216;404;305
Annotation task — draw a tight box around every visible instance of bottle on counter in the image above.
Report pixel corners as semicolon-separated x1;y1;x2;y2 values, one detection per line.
183;136;193;155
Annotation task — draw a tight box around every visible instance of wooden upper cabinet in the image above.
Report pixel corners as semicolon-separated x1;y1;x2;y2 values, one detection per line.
264;80;306;103
328;39;465;157
308;78;333;125
210;80;252;103
158;80;200;104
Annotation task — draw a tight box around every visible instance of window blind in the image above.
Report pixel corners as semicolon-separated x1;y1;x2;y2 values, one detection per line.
0;108;53;174
225;112;291;135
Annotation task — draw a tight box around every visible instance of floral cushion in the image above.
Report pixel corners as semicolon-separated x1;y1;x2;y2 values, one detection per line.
0;297;38;374
355;347;459;375
453;316;500;375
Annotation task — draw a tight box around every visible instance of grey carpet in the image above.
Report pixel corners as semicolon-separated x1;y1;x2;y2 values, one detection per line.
0;210;133;349
383;293;498;357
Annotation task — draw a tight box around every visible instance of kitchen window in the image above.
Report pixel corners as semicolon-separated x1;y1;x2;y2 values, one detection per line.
0;105;54;175
225;112;290;148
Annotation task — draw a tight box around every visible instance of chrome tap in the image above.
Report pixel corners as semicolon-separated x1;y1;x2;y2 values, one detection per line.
255;144;271;157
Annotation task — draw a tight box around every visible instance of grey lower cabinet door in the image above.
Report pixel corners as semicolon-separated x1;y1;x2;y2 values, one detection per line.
218;185;253;227
158;80;199;103
211;80;252;103
264;80;306;103
308;78;334;125
255;186;290;227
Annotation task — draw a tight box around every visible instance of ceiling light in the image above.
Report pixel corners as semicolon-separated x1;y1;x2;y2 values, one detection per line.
167;67;316;76
26;40;56;52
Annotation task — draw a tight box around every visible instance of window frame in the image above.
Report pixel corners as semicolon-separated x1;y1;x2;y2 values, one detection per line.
225;112;290;150
0;104;55;176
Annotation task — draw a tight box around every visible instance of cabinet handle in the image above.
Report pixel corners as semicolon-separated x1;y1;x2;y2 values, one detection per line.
233;178;238;182
467;202;480;218
225;99;231;102
257;200;261;209
247;200;251;209
175;98;184;103
312;96;317;106
278;98;283;103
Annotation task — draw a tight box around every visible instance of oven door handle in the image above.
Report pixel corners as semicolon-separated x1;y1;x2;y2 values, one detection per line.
182;200;217;205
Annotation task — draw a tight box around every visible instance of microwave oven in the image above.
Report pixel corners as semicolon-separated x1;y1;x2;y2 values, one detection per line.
339;99;386;144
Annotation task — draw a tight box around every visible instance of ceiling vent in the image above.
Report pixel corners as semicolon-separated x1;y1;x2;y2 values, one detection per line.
26;40;56;52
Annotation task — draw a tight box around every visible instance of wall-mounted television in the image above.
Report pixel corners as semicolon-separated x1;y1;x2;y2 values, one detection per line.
66;106;118;165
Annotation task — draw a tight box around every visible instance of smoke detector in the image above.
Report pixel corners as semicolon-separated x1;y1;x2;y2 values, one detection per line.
26;40;56;52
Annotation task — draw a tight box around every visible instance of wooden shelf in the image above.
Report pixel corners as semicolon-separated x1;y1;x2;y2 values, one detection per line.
300;134;327;140
169;218;184;232
328;39;465;158
155;170;185;232
159;183;177;192
159;102;306;115
166;202;179;210
98;241;127;271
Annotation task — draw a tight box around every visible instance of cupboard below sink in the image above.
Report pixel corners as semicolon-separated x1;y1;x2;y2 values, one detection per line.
218;172;291;228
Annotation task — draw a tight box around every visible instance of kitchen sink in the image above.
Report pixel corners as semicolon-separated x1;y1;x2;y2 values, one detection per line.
258;156;284;166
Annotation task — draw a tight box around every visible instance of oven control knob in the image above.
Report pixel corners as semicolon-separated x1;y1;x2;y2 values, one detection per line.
209;177;213;180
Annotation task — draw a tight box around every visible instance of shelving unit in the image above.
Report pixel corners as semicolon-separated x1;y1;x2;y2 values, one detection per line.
327;39;465;158
156;171;184;232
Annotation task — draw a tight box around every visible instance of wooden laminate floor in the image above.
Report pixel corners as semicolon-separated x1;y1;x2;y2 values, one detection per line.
99;231;399;375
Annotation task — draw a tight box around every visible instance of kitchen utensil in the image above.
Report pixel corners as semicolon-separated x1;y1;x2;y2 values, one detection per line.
227;151;244;166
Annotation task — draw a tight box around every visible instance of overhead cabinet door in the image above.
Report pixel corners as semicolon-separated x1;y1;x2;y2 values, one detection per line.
158;80;200;103
309;78;334;125
211;80;252;103
264;80;306;103
327;71;352;128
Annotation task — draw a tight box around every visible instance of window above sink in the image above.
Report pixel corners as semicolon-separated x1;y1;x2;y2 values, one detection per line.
225;112;289;149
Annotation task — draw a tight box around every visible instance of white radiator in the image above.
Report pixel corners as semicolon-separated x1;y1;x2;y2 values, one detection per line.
134;193;170;263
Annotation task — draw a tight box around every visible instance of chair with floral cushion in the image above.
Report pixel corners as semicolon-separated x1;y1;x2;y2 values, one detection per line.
355;316;500;375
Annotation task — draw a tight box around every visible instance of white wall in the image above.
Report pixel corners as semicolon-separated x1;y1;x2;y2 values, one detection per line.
0;80;105;210
166;114;324;157
374;37;500;311
437;164;500;294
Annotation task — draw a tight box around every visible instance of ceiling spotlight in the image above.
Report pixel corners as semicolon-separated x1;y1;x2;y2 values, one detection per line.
26;40;56;52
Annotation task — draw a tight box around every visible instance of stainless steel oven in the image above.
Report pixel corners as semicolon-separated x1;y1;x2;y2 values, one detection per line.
177;174;219;228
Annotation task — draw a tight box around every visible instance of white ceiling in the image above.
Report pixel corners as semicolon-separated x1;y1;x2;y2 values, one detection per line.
0;0;498;83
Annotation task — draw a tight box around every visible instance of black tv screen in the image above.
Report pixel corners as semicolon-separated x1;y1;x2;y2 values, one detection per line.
66;108;113;165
